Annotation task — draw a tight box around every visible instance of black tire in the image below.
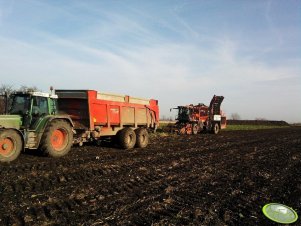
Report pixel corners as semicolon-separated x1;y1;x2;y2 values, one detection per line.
212;123;220;134
192;124;199;135
40;120;73;157
135;128;149;148
118;127;136;149
0;129;22;163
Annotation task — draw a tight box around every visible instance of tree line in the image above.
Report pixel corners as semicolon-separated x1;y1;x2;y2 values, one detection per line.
0;84;39;114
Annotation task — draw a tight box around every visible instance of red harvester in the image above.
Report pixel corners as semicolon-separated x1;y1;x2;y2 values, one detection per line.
171;95;226;134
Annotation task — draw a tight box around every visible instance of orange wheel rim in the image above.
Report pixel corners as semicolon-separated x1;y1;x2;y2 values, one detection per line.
51;129;67;151
0;138;15;157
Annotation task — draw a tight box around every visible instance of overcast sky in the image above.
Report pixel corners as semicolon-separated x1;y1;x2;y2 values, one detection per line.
0;0;300;122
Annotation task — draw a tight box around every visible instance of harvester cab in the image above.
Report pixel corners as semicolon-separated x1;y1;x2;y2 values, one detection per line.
176;106;191;122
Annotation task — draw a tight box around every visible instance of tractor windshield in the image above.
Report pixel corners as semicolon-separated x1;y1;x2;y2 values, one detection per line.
10;94;31;115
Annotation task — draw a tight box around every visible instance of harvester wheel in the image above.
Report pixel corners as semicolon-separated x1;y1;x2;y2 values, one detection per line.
192;124;199;135
135;128;149;148
118;127;136;149
40;120;73;157
212;123;220;134
179;126;186;135
0;130;22;162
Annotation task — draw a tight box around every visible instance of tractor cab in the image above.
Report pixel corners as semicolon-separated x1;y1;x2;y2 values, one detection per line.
5;91;59;129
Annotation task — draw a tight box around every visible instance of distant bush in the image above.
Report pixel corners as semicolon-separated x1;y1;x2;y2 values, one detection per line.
227;120;289;126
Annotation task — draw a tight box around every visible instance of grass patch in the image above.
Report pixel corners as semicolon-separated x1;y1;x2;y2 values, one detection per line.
158;121;290;133
224;124;290;131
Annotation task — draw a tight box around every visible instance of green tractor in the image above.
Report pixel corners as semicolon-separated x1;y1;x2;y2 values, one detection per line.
0;91;74;163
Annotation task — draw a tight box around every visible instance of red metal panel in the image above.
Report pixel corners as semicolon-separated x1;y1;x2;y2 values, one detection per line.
109;105;120;125
92;103;107;125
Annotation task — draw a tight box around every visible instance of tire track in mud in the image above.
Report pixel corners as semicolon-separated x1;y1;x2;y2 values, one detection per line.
0;127;300;225
128;129;301;225
1;167;168;225
0;144;184;224
1;145;215;225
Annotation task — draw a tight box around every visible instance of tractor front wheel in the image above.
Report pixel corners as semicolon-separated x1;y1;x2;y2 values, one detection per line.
0;130;22;162
40;120;73;157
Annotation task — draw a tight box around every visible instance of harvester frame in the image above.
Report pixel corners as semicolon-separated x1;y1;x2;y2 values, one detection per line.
171;95;226;135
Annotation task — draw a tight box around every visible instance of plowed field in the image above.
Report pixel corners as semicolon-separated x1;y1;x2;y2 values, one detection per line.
1;127;300;225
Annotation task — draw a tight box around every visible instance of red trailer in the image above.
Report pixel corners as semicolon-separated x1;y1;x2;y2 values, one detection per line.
55;90;159;149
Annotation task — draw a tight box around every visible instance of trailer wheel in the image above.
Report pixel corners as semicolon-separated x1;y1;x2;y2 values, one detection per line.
0;130;22;162
118;127;136;149
212;123;220;134
135;128;149;148
41;120;73;157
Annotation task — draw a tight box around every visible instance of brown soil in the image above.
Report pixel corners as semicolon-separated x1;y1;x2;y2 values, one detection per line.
0;127;300;225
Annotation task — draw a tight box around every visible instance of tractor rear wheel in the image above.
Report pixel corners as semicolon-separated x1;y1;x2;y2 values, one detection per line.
0;130;22;162
40;120;73;157
118;127;136;149
212;123;220;134
135;128;149;148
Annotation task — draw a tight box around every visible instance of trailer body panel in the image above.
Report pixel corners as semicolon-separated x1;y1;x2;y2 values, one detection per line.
56;90;159;142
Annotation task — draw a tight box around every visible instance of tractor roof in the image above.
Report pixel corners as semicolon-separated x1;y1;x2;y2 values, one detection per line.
13;91;58;99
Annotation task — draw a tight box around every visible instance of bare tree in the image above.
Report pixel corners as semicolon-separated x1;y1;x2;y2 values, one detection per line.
0;84;14;95
0;96;4;114
255;117;267;121
231;113;241;120
18;85;40;92
0;84;39;94
160;115;173;121
0;84;14;114
0;84;40;114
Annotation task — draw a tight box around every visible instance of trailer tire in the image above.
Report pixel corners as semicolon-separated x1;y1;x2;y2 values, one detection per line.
212;123;220;134
118;127;136;149
0;130;22;162
40;120;73;157
135;128;149;148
